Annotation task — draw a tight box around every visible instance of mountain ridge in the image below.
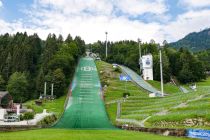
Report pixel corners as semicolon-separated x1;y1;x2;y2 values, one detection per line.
170;28;210;52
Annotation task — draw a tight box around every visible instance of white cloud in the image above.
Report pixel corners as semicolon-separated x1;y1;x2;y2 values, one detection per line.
116;0;168;16
0;0;3;8
163;9;210;42
36;0;114;16
1;0;210;45
17;0;166;43
35;0;168;17
179;0;210;8
0;20;23;34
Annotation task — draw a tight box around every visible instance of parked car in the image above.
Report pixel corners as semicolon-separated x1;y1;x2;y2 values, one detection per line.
4;115;19;122
96;57;101;61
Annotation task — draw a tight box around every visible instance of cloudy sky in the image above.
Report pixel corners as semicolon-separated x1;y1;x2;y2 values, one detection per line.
0;0;210;43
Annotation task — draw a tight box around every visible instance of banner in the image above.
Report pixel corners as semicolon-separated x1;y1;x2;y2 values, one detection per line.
187;129;210;140
119;74;131;81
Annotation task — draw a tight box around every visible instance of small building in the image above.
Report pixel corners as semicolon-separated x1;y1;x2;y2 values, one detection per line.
0;109;7;120
141;54;153;80
0;91;13;108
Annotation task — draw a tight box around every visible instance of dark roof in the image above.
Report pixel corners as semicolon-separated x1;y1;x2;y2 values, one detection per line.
0;91;9;98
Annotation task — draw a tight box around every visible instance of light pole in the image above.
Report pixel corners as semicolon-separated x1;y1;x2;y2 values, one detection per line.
138;38;142;74
158;43;164;97
51;83;54;96
105;32;108;58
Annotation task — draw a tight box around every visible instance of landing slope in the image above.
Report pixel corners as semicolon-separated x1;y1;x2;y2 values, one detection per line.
54;57;114;129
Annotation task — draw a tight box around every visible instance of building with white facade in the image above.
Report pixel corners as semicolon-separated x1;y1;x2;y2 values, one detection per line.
141;54;153;80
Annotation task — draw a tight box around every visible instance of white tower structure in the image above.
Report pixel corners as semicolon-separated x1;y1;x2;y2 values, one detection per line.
141;54;153;80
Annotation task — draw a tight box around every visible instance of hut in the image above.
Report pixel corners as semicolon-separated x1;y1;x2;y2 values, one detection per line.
0;91;13;108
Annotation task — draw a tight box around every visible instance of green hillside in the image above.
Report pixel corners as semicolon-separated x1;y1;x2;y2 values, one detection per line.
170;28;210;51
96;61;210;129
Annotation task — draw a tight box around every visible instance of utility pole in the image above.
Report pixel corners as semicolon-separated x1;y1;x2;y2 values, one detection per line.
158;43;164;97
105;32;108;58
138;38;142;74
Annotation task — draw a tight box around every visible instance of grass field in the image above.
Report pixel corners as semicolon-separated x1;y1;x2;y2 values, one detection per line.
95;61;148;124
24;90;67;117
96;60;210;129
0;129;191;140
147;80;180;94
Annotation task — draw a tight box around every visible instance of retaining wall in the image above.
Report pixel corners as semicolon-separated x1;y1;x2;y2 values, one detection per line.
117;125;187;137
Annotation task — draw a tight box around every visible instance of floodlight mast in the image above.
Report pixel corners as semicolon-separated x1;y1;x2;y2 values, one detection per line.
44;82;47;97
158;41;166;97
138;38;142;74
105;32;108;58
51;83;54;96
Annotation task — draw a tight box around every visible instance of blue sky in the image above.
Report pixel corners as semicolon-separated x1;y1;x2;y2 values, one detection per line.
0;0;210;43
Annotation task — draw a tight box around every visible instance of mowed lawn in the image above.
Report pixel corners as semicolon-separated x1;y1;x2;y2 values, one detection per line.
0;129;191;140
24;90;68;118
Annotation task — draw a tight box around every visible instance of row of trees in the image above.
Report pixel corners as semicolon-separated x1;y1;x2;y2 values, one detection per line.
0;32;85;102
90;40;206;84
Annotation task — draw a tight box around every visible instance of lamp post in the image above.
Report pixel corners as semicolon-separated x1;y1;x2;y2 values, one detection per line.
158;43;164;97
105;32;108;58
138;38;142;74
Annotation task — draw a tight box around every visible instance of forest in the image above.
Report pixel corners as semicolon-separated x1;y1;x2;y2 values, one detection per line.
90;40;207;84
0;32;85;103
0;31;209;103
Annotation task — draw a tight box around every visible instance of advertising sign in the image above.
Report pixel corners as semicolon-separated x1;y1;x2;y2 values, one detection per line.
119;74;131;81
187;129;210;140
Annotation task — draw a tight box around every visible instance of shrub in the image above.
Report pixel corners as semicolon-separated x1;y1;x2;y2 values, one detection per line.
123;92;130;98
113;67;121;73
38;114;57;127
101;80;109;87
20;112;34;120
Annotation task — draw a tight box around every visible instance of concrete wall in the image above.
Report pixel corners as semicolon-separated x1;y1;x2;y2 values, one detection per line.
0;109;6;120
117;126;187;137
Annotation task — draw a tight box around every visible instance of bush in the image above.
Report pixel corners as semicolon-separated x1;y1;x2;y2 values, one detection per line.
113;67;121;73
38;114;57;127
123;92;130;98
20;112;34;120
101;80;109;87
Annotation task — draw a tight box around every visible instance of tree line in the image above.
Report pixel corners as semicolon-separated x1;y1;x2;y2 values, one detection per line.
90;40;206;84
0;32;85;103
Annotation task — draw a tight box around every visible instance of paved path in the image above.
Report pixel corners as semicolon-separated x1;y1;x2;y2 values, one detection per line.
117;116;151;127
0;111;52;125
54;57;114;129
119;65;159;94
179;86;189;93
